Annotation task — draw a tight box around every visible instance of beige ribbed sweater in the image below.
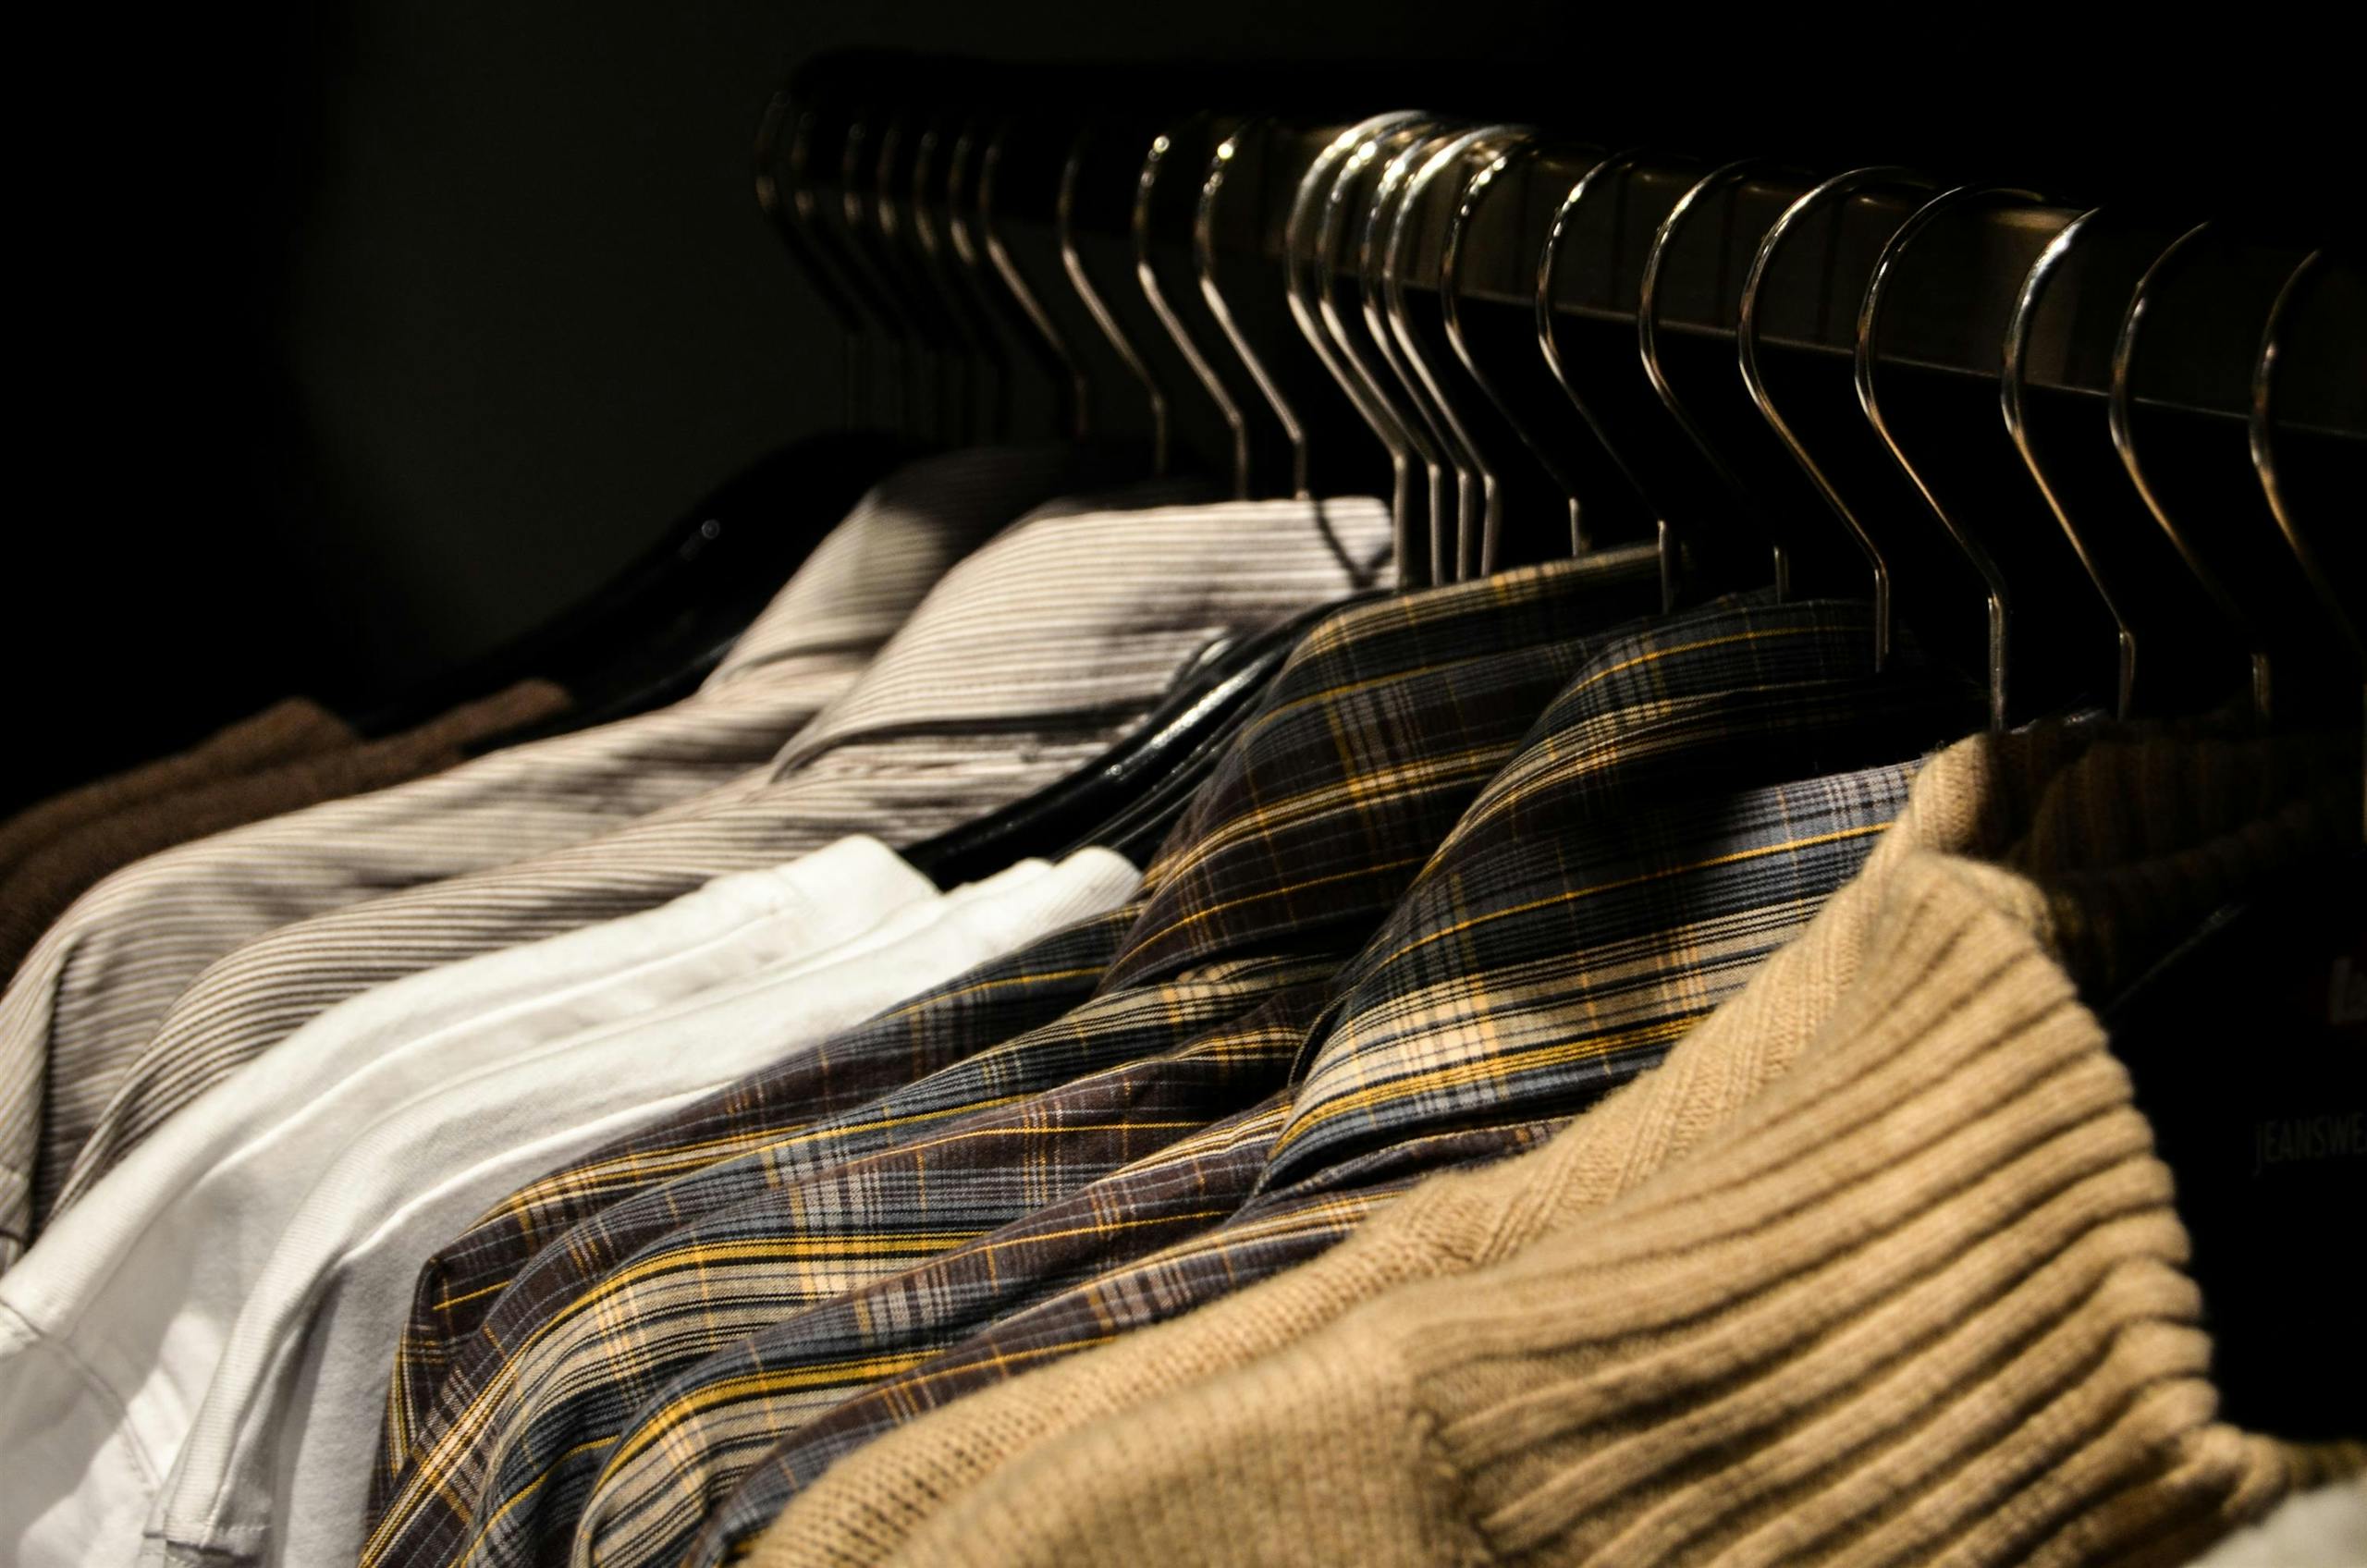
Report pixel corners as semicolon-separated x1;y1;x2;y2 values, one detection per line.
752;720;2361;1568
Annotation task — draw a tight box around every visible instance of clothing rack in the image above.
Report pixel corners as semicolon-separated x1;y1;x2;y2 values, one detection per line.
6;40;2363;1568
960;117;2361;441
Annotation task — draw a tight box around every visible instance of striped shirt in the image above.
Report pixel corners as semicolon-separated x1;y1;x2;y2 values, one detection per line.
580;602;1978;1568
0;444;1113;1266
32;489;1390;1246
356;550;1674;1567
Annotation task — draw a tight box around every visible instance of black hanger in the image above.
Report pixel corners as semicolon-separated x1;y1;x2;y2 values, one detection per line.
902;598;1360;888
435;432;914;749
350;71;922;738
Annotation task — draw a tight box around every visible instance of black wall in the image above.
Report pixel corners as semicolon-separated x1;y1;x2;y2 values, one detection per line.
14;4;2342;811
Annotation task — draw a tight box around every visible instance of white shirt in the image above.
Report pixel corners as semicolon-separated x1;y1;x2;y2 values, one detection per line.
1;834;936;1353
0;836;938;1563
142;845;1135;1568
0;844;1130;1568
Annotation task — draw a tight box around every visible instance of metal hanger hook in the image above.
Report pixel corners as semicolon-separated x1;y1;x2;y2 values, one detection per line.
1639;156;1796;596
1538;147;1670;594
1363;124;1477;580
1443;134;1594;557
1391;126;1528;578
1286;112;1432;573
1859;184;2042;730
1199;117;1310;499
1062;127;1169;471
1138;121;1250;496
982;120;1089;439
2109;219;2274;718
1738;165;1935;668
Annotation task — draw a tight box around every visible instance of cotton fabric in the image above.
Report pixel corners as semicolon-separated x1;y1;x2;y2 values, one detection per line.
132;848;1139;1568
0;837;940;1568
0;443;1110;1264
0;680;568;1013
34;489;1389;1247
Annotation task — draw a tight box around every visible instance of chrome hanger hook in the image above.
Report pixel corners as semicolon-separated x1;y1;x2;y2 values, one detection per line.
1138;122;1250;496
755;90;871;428
2251;250;2361;669
1444;135;1591;558
2110;220;2273;718
1366;125;1480;580
1538;148;1670;594
912;114;1009;441
876;113;963;442
1391;126;1527;578
1062;127;1169;471
2253;249;2366;832
1286;112;1431;575
839;103;926;434
1859;184;2042;730
1640;156;1793;595
1739;165;1934;669
982;121;1089;440
1200;118;1309;499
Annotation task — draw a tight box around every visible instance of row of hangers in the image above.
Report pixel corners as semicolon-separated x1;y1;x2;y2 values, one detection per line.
736;60;2356;1439
746;56;2361;790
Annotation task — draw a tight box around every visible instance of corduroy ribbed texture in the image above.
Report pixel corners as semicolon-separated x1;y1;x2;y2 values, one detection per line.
0;699;355;885
749;718;2361;1568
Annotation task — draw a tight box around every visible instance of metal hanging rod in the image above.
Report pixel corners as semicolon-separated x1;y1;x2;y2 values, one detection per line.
1158;124;2362;443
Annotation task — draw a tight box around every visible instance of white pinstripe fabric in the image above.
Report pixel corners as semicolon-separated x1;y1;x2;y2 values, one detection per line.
0;444;1130;1270
30;493;1392;1264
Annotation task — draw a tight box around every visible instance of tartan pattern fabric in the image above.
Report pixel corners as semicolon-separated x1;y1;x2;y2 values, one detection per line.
371;905;1140;1501
1096;545;1667;992
396;602;1974;1568
600;600;1976;1568
1262;599;1981;1194
361;550;1671;1566
684;1118;1557;1566
487;983;1331;1568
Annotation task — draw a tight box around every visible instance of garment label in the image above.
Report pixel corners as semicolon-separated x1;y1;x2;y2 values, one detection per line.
2250;1109;2367;1177
2109;860;2364;1443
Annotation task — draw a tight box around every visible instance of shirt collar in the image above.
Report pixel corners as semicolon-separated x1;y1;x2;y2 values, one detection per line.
1099;546;1668;992
766;494;1394;778
706;445;1145;691
1267;596;1983;1184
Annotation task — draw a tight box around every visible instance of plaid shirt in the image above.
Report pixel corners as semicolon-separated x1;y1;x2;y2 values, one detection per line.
691;1124;1548;1564
421;598;1973;1568
632;599;1979;1568
361;549;1673;1568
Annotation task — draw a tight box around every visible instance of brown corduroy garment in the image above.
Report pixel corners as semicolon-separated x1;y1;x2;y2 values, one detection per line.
0;680;568;986
0;699;356;887
754;718;2362;1568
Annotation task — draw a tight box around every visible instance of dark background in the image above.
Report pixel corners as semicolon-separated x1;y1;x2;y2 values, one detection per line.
14;3;2345;813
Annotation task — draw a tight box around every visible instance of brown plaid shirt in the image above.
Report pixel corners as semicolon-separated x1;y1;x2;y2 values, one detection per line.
360;548;1674;1568
628;599;1977;1568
